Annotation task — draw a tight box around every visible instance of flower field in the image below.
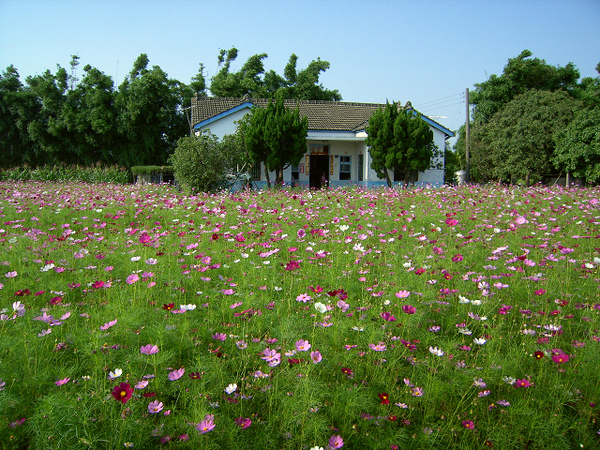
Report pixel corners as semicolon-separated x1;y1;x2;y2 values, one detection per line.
1;181;599;449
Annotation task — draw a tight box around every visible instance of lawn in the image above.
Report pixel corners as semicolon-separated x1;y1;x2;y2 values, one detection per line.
1;181;599;449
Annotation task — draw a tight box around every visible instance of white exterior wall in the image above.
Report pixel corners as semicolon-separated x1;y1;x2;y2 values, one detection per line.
195;108;249;138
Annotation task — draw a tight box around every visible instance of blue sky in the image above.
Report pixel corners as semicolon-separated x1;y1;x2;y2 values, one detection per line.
1;0;598;134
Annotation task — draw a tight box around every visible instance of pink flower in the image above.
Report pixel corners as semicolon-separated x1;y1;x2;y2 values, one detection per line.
369;342;387;352
100;319;117;330
534;289;546;296
148;400;164;414
126;273;139;285
168;368;185;381
462;420;474;429
295;339;312;352
310;350;323;364
451;254;463;262
395;290;411;298
515;378;531;388
140;344;159;355
196;415;215;434
328;434;344;449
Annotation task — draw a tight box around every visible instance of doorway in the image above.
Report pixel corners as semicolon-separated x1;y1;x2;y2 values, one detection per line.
310;154;329;188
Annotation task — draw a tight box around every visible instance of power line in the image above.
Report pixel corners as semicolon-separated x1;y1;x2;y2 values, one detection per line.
414;92;464;109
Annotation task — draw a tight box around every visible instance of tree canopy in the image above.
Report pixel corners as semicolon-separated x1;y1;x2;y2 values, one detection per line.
455;50;600;185
209;48;341;100
365;102;436;186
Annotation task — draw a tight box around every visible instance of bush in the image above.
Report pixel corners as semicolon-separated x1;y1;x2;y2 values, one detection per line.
0;164;130;184
169;132;247;193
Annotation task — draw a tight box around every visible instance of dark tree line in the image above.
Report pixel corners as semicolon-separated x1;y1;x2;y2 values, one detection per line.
454;50;600;185
0;48;340;169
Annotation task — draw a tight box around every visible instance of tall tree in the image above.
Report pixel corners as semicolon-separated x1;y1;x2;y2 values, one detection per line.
243;92;308;186
0;66;39;167
116;54;188;167
474;89;579;185
365;102;436;186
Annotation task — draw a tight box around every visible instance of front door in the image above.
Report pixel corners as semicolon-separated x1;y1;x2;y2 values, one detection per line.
310;154;329;188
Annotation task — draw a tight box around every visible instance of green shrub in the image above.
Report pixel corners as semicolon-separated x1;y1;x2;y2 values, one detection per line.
0;165;130;184
169;133;247;193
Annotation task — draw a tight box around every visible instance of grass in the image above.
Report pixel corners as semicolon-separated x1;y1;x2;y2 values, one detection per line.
0;181;599;449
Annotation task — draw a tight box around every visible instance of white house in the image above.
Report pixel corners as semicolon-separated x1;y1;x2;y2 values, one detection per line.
191;95;454;188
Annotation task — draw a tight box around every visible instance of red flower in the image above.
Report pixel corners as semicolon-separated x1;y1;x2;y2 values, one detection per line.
341;367;354;378
162;303;175;311
211;233;219;240
378;392;390;405
534;351;544;360
112;382;133;404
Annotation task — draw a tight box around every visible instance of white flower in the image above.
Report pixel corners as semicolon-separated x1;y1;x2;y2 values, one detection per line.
458;328;473;335
471;300;482;306
502;376;516;385
458;296;470;304
180;304;196;311
224;383;237;395
473;338;487;345
351;326;364;332
108;368;123;380
429;346;444;356
130;256;141;262
314;302;327;313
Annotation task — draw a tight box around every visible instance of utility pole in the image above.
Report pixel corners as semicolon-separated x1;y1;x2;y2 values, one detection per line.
465;88;470;183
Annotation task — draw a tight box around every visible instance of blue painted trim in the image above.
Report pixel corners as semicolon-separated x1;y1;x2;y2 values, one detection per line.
193;102;254;130
413;112;454;138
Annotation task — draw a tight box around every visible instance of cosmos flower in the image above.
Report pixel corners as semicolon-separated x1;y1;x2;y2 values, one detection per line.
112;382;133;404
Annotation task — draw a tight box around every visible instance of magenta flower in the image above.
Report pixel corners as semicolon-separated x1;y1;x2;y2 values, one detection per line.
328;434;344;449
551;353;570;364
380;311;396;322
462;420;474;429
196;414;215;434
235;417;252;429
212;332;227;341
140;344;159;355
402;305;416;314
168;368;185;381
451;254;463;262
148;400;164;414
55;377;70;386
515;378;531;388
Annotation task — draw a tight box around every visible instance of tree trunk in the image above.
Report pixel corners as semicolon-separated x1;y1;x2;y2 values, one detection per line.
566;171;570;188
385;169;392;188
263;162;271;188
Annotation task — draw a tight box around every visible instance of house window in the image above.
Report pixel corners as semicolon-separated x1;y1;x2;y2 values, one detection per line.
251;161;261;181
339;156;351;180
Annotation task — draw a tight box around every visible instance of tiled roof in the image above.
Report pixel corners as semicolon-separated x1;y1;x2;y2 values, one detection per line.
192;96;382;132
191;96;453;137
